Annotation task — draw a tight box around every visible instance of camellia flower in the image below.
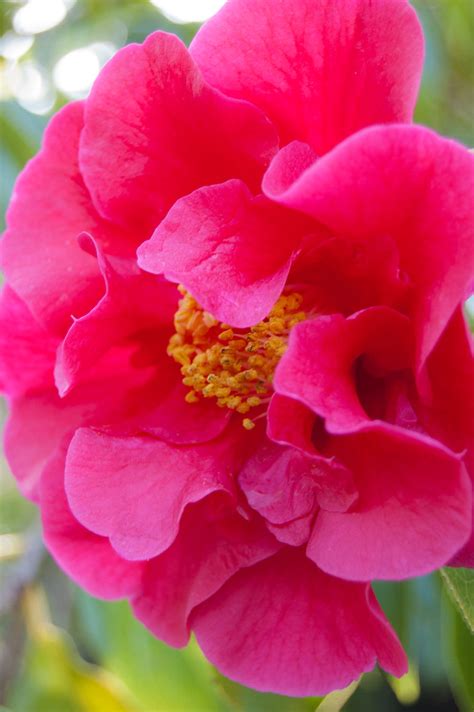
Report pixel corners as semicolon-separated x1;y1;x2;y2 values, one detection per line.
1;0;473;697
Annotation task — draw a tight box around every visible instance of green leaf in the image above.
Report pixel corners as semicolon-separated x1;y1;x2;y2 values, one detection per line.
441;588;474;712
440;568;474;633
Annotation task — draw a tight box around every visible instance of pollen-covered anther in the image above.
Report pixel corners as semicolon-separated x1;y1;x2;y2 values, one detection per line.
167;287;306;428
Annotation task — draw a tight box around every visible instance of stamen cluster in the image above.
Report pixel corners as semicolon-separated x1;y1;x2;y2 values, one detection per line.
168;287;305;429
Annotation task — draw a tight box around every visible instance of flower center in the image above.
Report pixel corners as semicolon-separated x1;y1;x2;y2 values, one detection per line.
168;286;306;429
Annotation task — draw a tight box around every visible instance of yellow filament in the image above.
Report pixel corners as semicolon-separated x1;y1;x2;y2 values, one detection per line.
168;286;305;427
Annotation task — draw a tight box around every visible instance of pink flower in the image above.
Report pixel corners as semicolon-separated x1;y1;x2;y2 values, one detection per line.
1;0;473;697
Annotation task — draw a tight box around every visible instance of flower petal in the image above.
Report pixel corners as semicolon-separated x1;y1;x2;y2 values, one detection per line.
40;445;144;599
0;102;126;335
65;428;238;561
191;0;423;152
291;232;409;315
274;307;412;433
0;286;57;398
3;347;151;499
239;444;318;538
424;308;474;568
261;141;317;195
239;440;357;535
132;495;279;647
192;549;407;696
267;394;316;453
138;180;302;327
423;307;474;462
449;500;474;568
265;125;474;369
4;391;81;501
55;234;177;396
308;426;472;580
80;32;278;236
130;362;231;445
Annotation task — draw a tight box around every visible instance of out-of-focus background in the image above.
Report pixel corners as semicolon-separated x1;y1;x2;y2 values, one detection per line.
0;1;473;710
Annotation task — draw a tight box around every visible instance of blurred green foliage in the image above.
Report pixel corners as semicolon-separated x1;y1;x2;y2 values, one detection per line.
1;1;473;710
412;0;474;145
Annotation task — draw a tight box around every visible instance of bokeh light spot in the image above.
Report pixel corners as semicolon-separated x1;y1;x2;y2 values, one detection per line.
53;43;116;98
149;0;226;24
13;0;72;35
0;31;34;60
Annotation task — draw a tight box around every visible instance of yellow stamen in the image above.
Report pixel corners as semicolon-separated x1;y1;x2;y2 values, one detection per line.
243;418;256;431
167;288;305;429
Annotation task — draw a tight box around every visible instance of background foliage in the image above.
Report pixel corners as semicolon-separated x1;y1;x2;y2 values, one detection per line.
1;1;473;710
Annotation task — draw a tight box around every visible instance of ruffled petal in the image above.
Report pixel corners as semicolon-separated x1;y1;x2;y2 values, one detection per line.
0;102;127;335
267;394;316;453
191;0;423;152
0;286;57;398
64;428;239;561
424;309;474;568
239;443;317;544
264;125;474;369
308;426;472;580
80;32;278;236
192;549;407;696
261;141;317;194
239;441;357;542
3;391;79;501
55;238;230;444
55;234;177;396
274;307;412;433
423;307;474;462
291;234;409;315
40;446;144;599
132;495;279;647
3;348;151;500
138;180;303;327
